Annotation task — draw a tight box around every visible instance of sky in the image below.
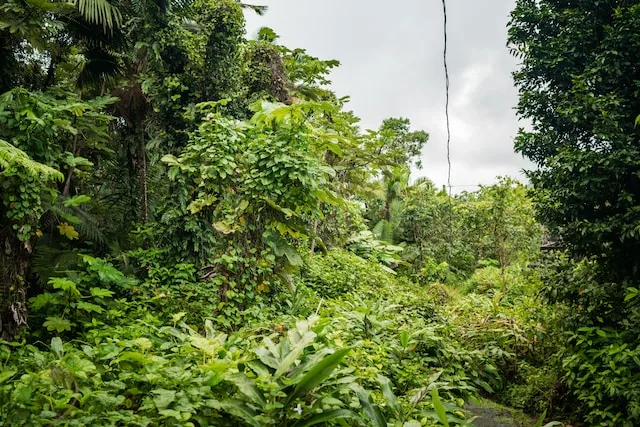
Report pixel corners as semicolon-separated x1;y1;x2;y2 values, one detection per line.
244;0;534;191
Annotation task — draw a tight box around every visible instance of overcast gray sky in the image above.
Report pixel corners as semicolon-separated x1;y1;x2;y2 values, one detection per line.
244;1;533;190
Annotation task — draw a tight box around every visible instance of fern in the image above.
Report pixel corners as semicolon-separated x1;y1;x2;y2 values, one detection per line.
62;205;106;245
30;243;80;286
0;139;63;181
43;195;107;245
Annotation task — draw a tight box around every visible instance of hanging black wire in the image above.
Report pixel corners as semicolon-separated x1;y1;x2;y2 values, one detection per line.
441;0;455;260
442;0;452;196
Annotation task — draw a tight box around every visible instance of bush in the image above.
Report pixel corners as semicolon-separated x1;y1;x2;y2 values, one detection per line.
538;252;640;424
502;362;563;415
562;326;640;426
301;249;395;298
416;257;454;285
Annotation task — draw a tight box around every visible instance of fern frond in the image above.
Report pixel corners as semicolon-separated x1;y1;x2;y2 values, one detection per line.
45;198;107;245
0;139;63;181
66;205;106;244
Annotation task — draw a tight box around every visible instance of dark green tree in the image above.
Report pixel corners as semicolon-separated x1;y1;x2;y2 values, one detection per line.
509;1;640;423
509;0;640;285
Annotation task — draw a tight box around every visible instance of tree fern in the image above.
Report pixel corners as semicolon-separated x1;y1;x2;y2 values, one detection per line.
0;139;63;181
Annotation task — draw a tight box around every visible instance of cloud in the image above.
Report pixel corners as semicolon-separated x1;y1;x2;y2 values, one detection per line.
244;0;534;190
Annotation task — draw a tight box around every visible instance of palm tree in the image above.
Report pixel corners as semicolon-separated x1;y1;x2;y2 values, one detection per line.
372;166;410;243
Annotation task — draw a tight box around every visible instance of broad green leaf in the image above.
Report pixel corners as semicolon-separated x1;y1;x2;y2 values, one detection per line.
255;339;279;369
431;388;449;427
161;154;180;166
90;287;114;298
51;337;64;358
236;199;249;212
63;195;91;207
287;347;351;404
287;348;334;384
247;360;271;377
534;409;547;427
476;380;494;394
209;399;261;427
171;312;187;323
64;356;96;377
292;409;358;427
0;370;17;384
263;230;303;266
399;330;409;348
377;375;401;418
282;244;303;266
43;316;72;333
76;301;104;313
190;336;223;357
355;387;386;427
30;292;59;310
213;221;236;234
263;197;297;217
274;329;316;378
49;277;80;297
226;373;266;408
63;154;93;168
152;389;176;409
158;409;182;420
135;338;153;351
118;351;153;363
80;255;128;284
625;287;639;302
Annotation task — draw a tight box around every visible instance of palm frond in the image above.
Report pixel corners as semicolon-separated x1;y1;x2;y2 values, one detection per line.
69;0;123;33
170;0;193;12
77;47;122;89
181;17;201;33
238;2;267;15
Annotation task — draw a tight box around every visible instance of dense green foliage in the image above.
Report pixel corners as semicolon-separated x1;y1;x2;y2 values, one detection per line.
0;0;637;425
509;1;640;425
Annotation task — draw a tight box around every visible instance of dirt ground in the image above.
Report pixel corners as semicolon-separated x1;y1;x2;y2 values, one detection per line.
466;400;533;427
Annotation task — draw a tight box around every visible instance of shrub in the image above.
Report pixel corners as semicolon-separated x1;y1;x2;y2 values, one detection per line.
301;249;395;298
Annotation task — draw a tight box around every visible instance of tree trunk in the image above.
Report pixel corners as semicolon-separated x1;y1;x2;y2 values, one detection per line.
310;217;318;254
0;234;30;341
138;129;148;223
